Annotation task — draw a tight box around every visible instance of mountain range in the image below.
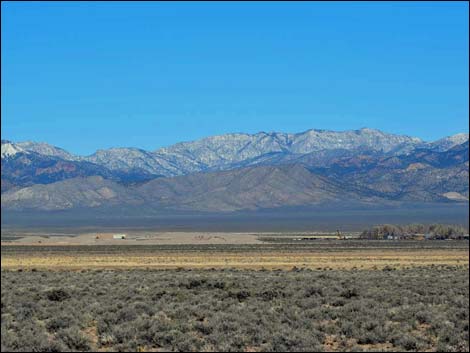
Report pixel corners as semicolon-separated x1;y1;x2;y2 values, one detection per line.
1;128;468;212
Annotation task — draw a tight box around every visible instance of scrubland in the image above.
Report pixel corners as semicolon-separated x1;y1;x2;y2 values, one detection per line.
2;266;469;352
1;240;469;352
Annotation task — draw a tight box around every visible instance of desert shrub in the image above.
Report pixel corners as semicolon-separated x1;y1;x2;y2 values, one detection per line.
116;307;138;323
46;289;70;302
10;322;54;352
415;309;433;324
340;287;359;299
110;322;137;345
258;289;284;301
56;327;92;351
182;278;207;289
304;286;324;297
46;314;76;331
174;334;205;351
228;290;250;301
394;334;418;351
207;280;226;289
151;290;167;301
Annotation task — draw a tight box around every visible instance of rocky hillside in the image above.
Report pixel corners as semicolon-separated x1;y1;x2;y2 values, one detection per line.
1;144;156;193
0;165;377;211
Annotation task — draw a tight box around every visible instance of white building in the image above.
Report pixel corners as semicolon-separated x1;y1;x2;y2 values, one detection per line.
113;234;127;239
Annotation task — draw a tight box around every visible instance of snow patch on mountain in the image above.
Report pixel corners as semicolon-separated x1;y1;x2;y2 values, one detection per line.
1;141;25;159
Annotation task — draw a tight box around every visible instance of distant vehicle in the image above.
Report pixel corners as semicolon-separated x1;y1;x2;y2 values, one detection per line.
113;234;127;239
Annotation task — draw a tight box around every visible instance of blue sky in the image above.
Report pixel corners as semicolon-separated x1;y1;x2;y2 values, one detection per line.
1;1;468;155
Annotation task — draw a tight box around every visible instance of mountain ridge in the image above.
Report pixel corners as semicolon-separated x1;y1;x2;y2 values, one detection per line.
3;129;467;177
2;128;468;212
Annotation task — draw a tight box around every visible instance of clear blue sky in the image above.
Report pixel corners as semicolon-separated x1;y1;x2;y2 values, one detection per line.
1;1;468;155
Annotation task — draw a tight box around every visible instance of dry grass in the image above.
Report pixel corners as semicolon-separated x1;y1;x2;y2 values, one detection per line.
2;249;468;270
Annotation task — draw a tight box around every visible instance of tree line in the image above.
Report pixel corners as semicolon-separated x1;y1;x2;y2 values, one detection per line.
360;224;469;240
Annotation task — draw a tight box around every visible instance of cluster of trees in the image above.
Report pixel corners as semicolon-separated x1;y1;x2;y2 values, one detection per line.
360;223;469;240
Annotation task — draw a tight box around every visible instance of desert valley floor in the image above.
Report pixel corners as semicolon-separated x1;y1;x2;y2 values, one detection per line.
1;231;469;352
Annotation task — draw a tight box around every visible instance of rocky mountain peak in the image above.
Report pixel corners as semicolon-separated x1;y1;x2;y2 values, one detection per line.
15;141;77;161
429;133;469;152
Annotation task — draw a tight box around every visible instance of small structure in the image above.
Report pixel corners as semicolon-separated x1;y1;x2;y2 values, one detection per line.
113;234;127;240
336;230;345;240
